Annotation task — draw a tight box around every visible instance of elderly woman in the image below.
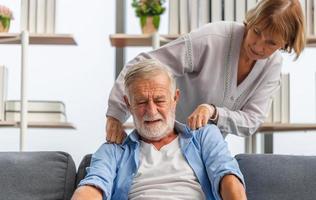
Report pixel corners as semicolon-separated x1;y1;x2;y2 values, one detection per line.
106;0;306;143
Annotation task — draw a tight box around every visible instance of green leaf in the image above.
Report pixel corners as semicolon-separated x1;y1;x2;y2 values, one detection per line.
153;15;160;29
0;16;10;29
140;16;147;28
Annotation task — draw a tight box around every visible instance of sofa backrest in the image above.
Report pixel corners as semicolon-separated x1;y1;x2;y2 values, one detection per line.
236;154;316;200
76;154;92;186
0;151;76;200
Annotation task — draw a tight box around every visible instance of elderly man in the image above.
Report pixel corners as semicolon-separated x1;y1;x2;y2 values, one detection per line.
72;59;247;200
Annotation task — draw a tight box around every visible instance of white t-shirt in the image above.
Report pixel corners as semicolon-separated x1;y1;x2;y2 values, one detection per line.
128;136;205;200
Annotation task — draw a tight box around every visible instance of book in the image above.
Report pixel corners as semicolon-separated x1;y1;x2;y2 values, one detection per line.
267;74;290;123
211;0;222;22
36;0;46;33
224;0;234;21
45;0;56;33
28;0;37;33
281;74;290;123
0;66;8;121
299;0;306;21
5;111;67;123
235;0;246;23
20;0;29;31
313;0;316;35
272;83;281;123
168;0;179;34
5;100;66;113
198;0;210;27
188;0;198;31
179;0;189;34
246;0;257;11
306;0;313;35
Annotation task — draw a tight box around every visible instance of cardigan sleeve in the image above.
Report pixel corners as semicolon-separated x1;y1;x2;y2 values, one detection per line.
216;54;282;137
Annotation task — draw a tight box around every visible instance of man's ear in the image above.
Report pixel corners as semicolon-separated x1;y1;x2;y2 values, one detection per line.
174;89;180;103
124;95;131;110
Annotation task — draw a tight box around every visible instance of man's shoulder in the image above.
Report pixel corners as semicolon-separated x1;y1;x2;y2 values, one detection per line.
193;124;224;143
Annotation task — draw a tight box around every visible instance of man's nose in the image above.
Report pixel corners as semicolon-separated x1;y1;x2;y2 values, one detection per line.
146;100;158;115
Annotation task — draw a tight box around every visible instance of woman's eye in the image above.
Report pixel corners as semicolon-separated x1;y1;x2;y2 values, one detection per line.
254;28;260;35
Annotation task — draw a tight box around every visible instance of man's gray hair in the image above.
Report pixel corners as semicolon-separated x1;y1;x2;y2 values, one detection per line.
124;59;176;97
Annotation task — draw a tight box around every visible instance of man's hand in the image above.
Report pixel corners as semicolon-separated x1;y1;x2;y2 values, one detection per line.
187;104;214;130
220;174;247;200
71;185;103;200
105;116;126;144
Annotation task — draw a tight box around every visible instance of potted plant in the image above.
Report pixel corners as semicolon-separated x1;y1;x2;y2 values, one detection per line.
0;5;14;32
131;0;166;34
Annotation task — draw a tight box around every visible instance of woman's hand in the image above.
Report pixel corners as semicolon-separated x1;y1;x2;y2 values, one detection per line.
187;104;215;130
105;116;126;144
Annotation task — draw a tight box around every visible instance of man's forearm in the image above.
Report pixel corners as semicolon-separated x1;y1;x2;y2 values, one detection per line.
71;185;103;200
220;174;247;200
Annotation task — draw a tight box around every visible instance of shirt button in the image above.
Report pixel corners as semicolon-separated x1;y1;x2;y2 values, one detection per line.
230;96;234;101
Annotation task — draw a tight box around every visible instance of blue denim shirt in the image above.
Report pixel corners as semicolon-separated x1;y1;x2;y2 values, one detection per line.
79;122;245;200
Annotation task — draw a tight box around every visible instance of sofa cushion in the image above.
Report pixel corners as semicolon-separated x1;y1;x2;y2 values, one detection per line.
0;151;76;200
236;154;316;200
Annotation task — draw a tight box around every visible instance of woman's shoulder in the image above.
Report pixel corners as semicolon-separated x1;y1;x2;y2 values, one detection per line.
190;21;244;40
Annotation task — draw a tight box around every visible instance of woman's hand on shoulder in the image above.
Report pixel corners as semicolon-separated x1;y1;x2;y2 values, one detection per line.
105;116;126;144
187;104;215;130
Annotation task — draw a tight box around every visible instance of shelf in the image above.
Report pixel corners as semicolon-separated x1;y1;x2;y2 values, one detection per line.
110;34;179;47
307;36;316;47
257;123;316;133
0;33;77;45
0;121;75;129
110;34;316;48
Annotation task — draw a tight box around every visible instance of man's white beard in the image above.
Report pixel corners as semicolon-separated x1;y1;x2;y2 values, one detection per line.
133;109;175;141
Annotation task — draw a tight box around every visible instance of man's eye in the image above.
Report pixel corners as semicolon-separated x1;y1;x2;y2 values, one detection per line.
137;102;146;105
156;100;166;104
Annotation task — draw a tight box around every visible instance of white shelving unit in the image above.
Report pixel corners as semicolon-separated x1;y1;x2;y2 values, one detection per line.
0;32;77;151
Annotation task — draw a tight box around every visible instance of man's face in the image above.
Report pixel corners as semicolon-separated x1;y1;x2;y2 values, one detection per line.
125;73;179;141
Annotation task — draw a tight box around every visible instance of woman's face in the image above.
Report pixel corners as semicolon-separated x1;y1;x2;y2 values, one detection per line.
243;26;284;60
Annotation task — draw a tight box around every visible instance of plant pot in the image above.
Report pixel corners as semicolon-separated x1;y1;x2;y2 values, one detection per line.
141;15;160;34
0;17;11;32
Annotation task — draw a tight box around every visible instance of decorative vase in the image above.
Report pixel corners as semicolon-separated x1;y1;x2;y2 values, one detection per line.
141;15;160;34
0;17;10;32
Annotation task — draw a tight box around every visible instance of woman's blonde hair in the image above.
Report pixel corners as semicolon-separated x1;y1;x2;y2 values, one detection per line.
245;0;306;59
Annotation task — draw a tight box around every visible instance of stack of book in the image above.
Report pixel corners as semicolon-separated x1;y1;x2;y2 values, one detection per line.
265;74;290;123
20;0;55;33
168;0;259;35
0;65;8;121
4;100;67;123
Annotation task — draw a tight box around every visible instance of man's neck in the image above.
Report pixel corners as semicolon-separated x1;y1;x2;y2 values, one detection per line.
141;130;178;151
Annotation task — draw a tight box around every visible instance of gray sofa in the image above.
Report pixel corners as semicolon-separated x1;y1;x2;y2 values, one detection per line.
1;152;316;200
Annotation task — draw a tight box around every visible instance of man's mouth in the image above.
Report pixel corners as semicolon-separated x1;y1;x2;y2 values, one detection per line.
144;119;162;125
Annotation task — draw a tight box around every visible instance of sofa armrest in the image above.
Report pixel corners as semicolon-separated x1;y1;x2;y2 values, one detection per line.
236;154;316;200
0;151;76;200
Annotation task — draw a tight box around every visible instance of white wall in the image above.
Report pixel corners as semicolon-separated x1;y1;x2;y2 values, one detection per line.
0;0;315;167
0;0;116;165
